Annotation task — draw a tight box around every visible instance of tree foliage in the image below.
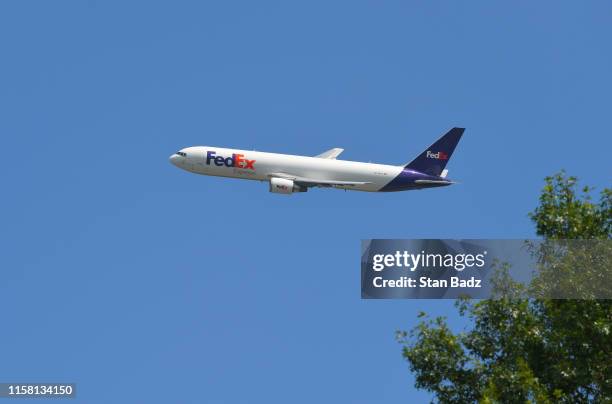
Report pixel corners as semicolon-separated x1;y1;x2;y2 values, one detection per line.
398;172;611;403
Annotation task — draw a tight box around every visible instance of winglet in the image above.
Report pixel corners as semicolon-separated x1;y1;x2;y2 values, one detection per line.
315;148;344;159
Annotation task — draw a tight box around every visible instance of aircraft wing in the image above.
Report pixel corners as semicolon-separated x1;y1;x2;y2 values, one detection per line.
268;172;369;188
315;148;344;159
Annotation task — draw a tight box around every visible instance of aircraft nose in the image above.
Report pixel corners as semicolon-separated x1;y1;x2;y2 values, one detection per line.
169;153;181;166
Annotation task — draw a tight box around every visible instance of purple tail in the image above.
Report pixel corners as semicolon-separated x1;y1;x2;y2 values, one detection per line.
405;128;464;176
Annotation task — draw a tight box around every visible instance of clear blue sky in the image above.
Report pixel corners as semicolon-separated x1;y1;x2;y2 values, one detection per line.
1;1;610;403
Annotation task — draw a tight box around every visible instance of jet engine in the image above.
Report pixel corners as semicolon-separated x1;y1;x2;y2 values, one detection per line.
269;177;307;194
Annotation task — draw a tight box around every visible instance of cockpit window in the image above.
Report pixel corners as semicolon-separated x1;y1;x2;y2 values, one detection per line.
176;152;187;157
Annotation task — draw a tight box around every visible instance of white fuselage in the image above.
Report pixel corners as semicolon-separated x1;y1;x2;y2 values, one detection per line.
170;146;403;192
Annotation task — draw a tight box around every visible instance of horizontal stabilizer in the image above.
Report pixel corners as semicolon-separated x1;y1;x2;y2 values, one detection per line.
414;180;454;185
315;148;344;159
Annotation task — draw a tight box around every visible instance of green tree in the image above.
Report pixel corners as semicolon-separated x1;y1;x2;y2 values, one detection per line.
397;172;611;403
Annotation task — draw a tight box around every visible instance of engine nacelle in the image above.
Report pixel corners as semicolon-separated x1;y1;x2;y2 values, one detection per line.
269;177;307;194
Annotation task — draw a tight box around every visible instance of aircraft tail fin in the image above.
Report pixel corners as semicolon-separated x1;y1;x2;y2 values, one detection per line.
404;128;464;176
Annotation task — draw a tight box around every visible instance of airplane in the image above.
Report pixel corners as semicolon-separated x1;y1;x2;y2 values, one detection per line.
169;127;464;194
